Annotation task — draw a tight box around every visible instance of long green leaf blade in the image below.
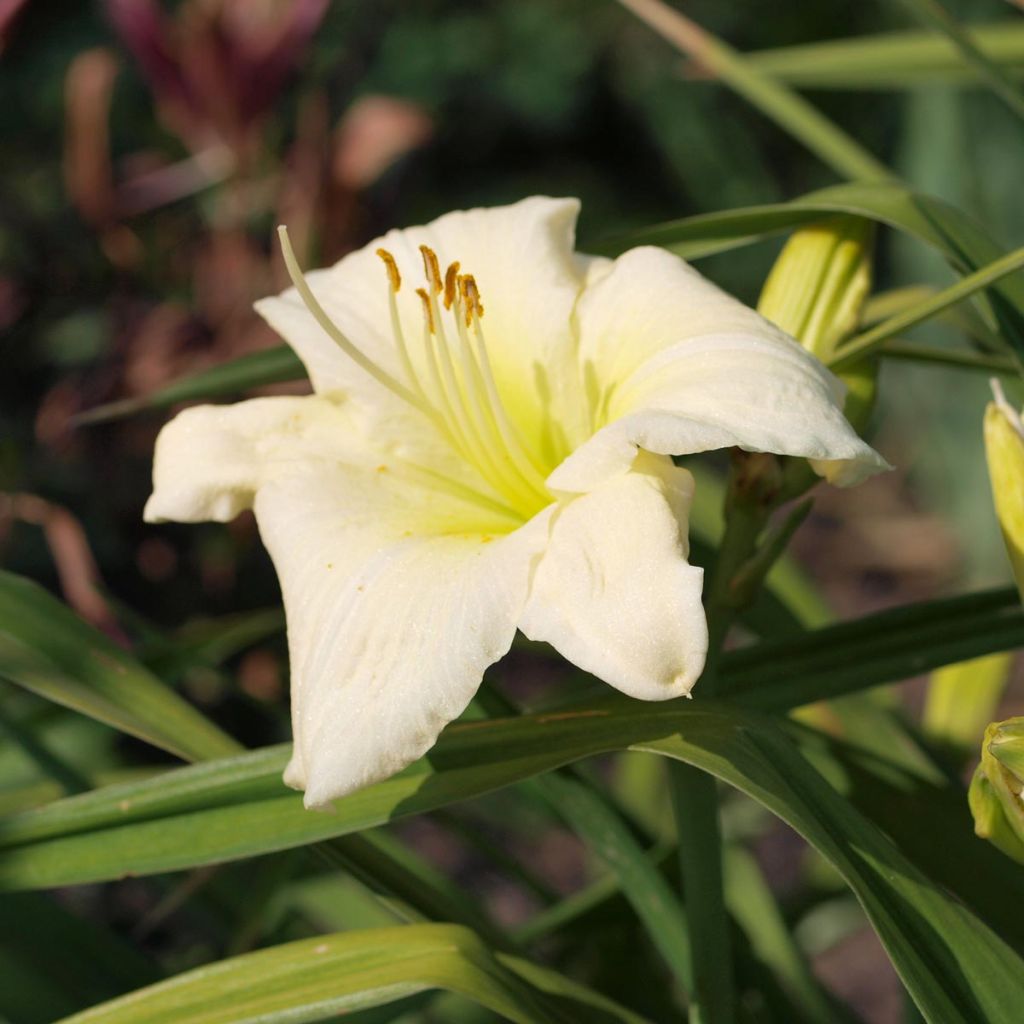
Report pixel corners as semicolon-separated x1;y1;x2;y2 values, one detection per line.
896;0;1024;121
744;23;1024;89
615;0;892;181
54;924;648;1024
75;346;306;425
0;572;242;762
4;702;1024;1021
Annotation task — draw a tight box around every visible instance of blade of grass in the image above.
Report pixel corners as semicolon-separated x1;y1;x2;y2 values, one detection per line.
54;923;650;1024
896;0;1024;122
614;0;892;181
879;340;1017;374
537;773;692;997
0;571;242;762
829;244;1024;369
743;23;1024;90
74;346;306;425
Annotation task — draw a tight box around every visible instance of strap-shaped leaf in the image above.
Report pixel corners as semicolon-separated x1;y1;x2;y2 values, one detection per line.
3;702;1022;1023
0;572;241;762
607;180;1024;355
54;923;648;1024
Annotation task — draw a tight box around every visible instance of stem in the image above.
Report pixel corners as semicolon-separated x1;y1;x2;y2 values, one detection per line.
670;455;775;1024
669;763;732;1024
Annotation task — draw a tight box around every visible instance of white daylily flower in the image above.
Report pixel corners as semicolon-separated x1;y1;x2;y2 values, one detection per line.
146;197;886;807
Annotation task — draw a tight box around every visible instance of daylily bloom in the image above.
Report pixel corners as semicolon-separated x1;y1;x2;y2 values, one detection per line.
146;197;885;807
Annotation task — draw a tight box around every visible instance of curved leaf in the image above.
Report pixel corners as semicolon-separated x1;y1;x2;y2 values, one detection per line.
607;180;1024;355
4;702;1023;1023
0;572;241;762
55;923;648;1024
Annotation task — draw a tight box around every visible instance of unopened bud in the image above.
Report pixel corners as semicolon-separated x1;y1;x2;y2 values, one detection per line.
969;717;1024;864
985;381;1024;602
758;216;874;363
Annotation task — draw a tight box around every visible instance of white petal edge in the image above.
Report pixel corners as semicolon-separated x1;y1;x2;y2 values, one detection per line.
520;453;707;701
551;246;889;493
144;396;364;524
253;464;555;808
551;331;889;493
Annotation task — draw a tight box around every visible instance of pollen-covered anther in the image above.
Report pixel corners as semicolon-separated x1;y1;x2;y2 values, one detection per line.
443;261;460;310
376;248;401;292
415;287;436;334
459;274;484;326
419;244;443;294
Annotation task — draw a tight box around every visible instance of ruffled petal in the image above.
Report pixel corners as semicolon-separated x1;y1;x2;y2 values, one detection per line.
551;247;888;493
143;396;363;524
255;196;589;456
253;463;554;807
519;454;706;701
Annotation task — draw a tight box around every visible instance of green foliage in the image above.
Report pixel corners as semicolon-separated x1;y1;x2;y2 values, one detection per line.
4;2;1024;1023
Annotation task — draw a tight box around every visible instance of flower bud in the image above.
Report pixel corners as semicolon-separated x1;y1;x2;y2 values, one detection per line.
969;717;1024;864
757;216;874;364
985;380;1024;601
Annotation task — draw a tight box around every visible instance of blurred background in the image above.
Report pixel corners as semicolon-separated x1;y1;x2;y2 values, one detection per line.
1;1;1023;1021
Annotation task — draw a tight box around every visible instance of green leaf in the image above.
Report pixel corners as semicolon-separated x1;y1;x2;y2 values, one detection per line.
614;0;891;181
895;0;1024;122
723;847;841;1024
721;587;1024;711
829;244;1024;369
0;571;242;762
879;340;1016;375
6;701;1024;1022
795;724;1024;953
608;180;1024;355
55;924;649;1024
743;22;1024;90
75;346;306;425
536;773;692;993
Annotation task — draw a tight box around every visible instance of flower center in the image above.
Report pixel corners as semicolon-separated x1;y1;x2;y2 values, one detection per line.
277;227;553;522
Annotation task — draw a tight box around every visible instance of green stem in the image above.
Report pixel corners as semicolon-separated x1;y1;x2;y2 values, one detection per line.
670;457;775;1024
669;763;732;1024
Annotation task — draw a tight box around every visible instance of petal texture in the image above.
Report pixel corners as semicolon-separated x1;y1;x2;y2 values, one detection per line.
551;247;888;492
520;454;706;701
254;464;554;807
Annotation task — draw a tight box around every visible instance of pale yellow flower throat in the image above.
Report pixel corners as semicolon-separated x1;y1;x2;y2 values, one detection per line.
278;227;552;520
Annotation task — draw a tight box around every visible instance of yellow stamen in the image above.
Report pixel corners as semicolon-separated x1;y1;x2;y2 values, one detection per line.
376;248;401;292
415;287;435;334
277;226;431;417
443;261;460;310
419;245;443;295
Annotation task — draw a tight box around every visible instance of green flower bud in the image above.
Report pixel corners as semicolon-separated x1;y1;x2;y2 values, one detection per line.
758;216;874;363
985;381;1024;602
758;217;877;435
969;717;1024;865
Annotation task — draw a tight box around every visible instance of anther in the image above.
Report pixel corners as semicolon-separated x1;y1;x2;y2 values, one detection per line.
419;245;443;294
416;287;436;334
459;274;484;326
443;261;460;310
376;249;401;292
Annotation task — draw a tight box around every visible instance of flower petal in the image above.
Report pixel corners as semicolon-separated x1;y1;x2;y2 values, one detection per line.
253;464;554;807
144;396;362;524
519;454;706;701
255;196;589;455
550;247;888;493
